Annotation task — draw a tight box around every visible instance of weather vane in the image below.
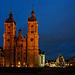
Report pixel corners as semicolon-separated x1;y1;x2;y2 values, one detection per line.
10;6;12;12
32;4;34;10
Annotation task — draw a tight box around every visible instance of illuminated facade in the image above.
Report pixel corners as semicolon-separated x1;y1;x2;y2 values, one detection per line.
0;47;4;67
15;29;26;67
55;54;65;67
69;56;75;66
3;12;16;67
27;11;39;67
3;10;40;67
39;50;45;67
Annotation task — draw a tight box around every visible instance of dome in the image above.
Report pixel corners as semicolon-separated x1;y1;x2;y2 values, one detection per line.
28;11;37;21
28;16;37;21
5;12;16;24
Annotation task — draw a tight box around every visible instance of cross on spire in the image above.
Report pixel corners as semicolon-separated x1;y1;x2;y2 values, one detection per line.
10;6;12;12
32;4;34;10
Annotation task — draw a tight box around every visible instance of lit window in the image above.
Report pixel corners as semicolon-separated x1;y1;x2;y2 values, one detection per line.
18;65;20;67
23;63;25;65
18;62;20;64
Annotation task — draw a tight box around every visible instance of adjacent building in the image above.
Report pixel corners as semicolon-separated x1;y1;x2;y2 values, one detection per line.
0;47;5;67
69;56;75;66
39;49;45;67
45;54;66;67
55;54;65;67
45;60;56;67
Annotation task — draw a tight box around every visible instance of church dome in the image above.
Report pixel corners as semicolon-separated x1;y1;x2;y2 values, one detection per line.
5;12;16;24
28;11;37;21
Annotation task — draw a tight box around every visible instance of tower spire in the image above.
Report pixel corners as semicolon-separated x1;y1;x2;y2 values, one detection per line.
28;5;37;21
9;6;13;19
19;24;21;29
31;4;35;17
19;24;21;34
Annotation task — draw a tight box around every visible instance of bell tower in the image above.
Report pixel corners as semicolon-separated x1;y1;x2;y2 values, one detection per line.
27;10;39;67
3;12;16;67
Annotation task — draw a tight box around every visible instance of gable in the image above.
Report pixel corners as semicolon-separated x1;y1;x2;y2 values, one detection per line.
16;34;25;41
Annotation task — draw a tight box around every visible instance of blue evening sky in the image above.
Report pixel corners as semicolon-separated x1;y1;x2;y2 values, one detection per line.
0;0;75;60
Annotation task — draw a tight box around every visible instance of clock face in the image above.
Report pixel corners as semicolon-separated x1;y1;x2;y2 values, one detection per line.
30;38;34;41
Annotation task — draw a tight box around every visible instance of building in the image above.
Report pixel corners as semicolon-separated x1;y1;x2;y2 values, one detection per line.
55;54;65;67
49;60;56;67
15;29;26;67
65;60;69;67
3;9;40;67
39;49;45;67
45;60;56;67
69;56;75;66
27;11;39;67
0;47;5;67
45;54;66;68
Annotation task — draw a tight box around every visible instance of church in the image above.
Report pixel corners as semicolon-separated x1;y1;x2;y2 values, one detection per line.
2;9;45;67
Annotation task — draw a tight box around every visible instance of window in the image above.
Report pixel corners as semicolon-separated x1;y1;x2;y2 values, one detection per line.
41;56;43;64
30;38;34;41
31;31;34;33
18;57;20;61
8;32;10;34
8;26;10;28
18;62;20;64
31;25;33;27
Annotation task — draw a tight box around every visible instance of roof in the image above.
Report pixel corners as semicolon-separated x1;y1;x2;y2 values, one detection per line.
69;55;75;60
65;60;69;62
5;12;16;24
28;16;37;21
28;11;37;21
16;34;25;41
39;49;45;54
47;60;56;62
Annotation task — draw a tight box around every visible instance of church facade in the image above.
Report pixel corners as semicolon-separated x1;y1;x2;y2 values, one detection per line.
3;10;39;67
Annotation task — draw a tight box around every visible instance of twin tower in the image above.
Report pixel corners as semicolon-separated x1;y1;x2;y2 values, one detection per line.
3;10;39;67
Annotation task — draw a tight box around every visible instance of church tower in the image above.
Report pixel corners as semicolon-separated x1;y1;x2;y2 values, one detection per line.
27;10;39;67
3;12;16;67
